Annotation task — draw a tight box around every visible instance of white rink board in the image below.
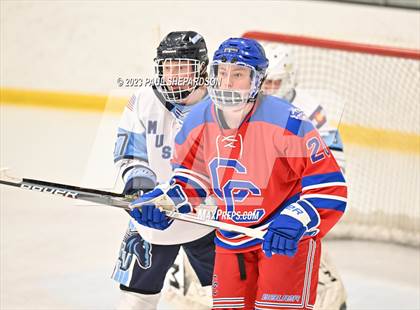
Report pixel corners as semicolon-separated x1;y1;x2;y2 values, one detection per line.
1;1;419;94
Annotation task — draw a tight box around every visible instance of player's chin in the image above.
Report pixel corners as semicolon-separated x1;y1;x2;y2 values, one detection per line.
219;102;252;112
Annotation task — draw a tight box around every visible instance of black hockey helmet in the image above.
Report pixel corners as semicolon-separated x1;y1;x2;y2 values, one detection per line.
156;31;208;65
154;31;209;103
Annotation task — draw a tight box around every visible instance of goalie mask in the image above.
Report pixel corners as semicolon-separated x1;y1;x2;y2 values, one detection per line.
154;31;209;103
262;43;297;98
208;38;269;109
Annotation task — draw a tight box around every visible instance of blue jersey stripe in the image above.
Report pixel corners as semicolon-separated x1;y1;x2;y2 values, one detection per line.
215;236;262;250
249;95;315;137
305;197;346;212
302;171;345;188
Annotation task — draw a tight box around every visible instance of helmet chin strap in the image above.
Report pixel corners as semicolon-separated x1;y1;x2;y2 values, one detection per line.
245;79;264;104
247;72;266;103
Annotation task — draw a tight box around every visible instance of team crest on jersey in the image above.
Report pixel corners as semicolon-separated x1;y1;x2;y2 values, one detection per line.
209;157;264;223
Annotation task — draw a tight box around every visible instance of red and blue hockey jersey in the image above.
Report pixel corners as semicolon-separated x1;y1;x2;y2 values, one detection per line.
171;95;347;253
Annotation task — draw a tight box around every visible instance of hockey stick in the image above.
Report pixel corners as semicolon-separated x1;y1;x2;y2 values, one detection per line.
0;175;133;209
0;174;265;240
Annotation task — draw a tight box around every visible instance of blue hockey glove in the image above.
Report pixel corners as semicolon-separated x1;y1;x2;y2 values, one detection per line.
130;204;173;230
129;181;193;230
262;214;307;258
122;166;157;196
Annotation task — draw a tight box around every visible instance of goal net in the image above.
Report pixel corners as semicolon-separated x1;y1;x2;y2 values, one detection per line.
243;31;420;247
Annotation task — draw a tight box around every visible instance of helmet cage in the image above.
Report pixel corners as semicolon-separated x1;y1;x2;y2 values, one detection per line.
208;61;265;108
154;58;205;103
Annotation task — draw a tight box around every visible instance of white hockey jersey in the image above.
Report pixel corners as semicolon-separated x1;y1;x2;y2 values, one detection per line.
114;86;214;245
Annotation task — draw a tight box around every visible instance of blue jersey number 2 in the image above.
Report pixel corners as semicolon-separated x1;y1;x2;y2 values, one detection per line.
306;136;330;163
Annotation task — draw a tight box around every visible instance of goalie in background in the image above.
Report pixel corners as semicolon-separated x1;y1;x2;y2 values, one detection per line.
111;31;215;309
262;42;347;310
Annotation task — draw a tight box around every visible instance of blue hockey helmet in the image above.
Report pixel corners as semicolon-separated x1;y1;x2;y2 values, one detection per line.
213;38;269;73
208;38;269;108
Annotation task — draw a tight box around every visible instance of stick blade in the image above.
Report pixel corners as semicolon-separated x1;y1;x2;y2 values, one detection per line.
0;168;22;185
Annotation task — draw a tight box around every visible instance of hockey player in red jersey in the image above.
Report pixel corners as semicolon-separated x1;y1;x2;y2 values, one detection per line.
129;38;347;309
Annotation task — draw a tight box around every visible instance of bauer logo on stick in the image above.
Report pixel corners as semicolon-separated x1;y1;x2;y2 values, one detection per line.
20;183;78;199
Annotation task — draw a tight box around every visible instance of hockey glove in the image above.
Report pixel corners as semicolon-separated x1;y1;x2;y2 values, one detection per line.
130;204;173;230
262;214;307;258
122;166;157;196
129;181;193;230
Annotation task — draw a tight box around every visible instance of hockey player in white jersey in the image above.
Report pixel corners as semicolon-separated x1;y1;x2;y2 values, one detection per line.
262;43;347;310
111;31;215;309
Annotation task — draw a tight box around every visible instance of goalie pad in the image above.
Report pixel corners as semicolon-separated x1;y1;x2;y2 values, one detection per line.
315;251;347;310
161;249;212;309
